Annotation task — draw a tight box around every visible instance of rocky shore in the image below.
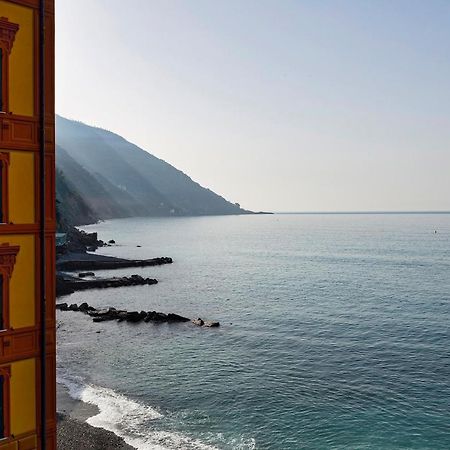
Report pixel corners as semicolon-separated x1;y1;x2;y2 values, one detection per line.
55;230;173;296
57;302;220;327
58;414;134;450
57;273;158;296
57;256;173;271
56;228;220;448
57;384;134;450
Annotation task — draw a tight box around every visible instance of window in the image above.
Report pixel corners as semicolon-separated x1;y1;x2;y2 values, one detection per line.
0;366;10;440
0;276;3;331
0;152;9;223
0;47;3;112
0;17;20;114
0;374;4;439
0;244;19;331
0;153;9;224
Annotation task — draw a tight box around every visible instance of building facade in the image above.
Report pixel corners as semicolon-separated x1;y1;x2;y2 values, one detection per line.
0;1;55;449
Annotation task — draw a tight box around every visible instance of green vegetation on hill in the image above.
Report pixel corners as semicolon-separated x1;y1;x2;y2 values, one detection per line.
56;116;251;229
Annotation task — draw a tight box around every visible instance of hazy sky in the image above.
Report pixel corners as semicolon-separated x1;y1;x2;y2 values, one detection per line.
56;0;450;212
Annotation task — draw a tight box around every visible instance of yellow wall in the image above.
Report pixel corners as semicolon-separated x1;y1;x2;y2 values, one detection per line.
0;234;35;328
7;150;35;224
0;1;34;116
10;358;36;435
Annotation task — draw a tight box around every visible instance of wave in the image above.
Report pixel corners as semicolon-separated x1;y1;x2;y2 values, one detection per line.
57;371;221;450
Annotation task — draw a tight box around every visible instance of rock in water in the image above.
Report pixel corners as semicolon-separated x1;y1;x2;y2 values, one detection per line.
167;313;190;322
126;311;143;323
93;316;116;322
204;321;220;328
56;303;69;311
78;272;95;278
78;302;90;312
192;318;204;326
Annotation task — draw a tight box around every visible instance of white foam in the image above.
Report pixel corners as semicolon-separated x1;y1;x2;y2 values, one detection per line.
57;372;220;450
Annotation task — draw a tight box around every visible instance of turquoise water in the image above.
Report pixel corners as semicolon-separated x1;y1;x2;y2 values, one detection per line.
57;213;450;449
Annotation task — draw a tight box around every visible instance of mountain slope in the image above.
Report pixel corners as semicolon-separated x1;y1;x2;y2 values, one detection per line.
57;145;142;219
56;169;99;229
56;116;250;224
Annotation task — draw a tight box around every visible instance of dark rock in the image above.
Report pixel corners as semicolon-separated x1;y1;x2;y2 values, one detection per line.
167;313;190;322
56;303;69;311
93;316;116;322
204;321;220;328
117;311;128;320
57;257;172;271
108;240;116;244
56;275;75;297
126;311;143;323
78;302;90;312
153;312;168;322
78;272;95;278
88;307;116;317
64;228;104;254
144;311;168;322
57;274;158;294
192;318;204;326
130;274;144;283
69;304;79;311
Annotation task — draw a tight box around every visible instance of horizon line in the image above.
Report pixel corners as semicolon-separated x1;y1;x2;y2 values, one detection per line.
273;210;450;215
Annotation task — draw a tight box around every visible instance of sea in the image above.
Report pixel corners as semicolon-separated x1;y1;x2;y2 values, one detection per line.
56;213;450;449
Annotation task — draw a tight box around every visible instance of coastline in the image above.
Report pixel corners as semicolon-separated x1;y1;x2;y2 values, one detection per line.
56;246;141;449
56;240;176;450
55;235;217;449
56;251;138;449
57;382;135;450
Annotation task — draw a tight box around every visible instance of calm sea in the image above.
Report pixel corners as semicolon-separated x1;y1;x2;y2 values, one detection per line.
57;213;450;449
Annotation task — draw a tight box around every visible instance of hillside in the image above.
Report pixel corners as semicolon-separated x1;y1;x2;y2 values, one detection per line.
56;169;99;229
56;116;251;228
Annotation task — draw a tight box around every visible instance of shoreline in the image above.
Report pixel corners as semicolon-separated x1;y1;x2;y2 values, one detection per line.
57;251;173;271
56;246;167;450
57;382;135;450
56;250;171;296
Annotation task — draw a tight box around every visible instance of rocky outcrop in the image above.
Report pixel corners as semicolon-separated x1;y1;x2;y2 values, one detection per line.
191;318;219;327
192;318;204;326
56;303;219;328
56;274;158;296
57;257;172;271
57;228;105;255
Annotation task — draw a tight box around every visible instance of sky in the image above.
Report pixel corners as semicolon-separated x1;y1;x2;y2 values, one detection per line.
56;0;450;212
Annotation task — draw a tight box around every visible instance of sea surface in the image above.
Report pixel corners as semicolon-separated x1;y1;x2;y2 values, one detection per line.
57;213;450;449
